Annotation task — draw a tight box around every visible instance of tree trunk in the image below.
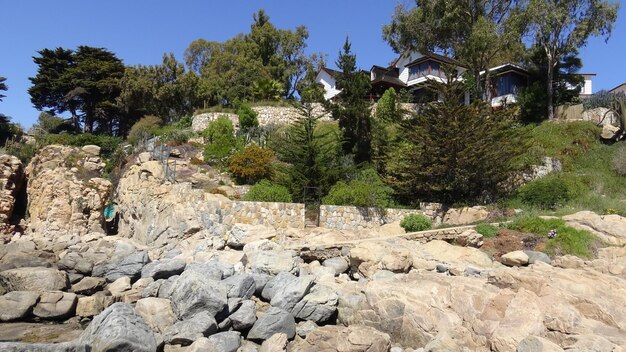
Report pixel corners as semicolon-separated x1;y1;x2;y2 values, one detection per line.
546;52;555;120
70;109;80;131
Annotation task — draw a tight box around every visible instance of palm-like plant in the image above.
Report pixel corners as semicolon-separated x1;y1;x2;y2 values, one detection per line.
252;78;283;101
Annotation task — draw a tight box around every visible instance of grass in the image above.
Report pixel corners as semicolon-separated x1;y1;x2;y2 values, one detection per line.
475;223;498;238
505;214;601;258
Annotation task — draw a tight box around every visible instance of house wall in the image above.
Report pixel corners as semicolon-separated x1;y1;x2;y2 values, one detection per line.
581;77;593;95
316;70;341;100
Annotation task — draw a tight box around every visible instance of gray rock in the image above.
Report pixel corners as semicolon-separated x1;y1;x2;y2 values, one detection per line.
92;251;150;282
77;302;157;352
71;276;106;295
185;261;233;280
68;273;84;284
291;285;338;323
229;300;257;330
33;291;77;320
207;331;241;352
261;272;296;301
0;267;69;292
157;276;178;298
141;279;163;298
436;264;449;273
140;259;186;280
245;250;301;275
163;311;217;346
247;307;296;341
0;291;39;321
58;252;93;275
251;273;272;296
296;320;318;338
222;273;256;299
464;266;482;277
322;257;349;275
168;270;228;319
524;250;552;265
517;335;564;352
0;342;76;351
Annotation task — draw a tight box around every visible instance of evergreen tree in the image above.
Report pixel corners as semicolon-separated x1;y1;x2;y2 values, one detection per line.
372;88;402;175
0;76;7;102
327;37;372;164
387;78;525;204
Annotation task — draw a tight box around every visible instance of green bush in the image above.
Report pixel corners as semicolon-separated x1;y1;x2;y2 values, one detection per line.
507;215;599;258
42;133;123;158
203;116;237;164
475;223;498;238
156;125;191;145
237;103;259;132
517;175;587;209
229;144;275;184
3;141;38;164
243;180;293;203
400;214;432;232
127;116;162;145
322;169;394;208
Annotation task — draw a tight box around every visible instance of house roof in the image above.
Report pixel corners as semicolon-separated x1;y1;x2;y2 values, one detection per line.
371;75;407;88
319;67;342;78
610;82;626;93
480;63;529;76
405;52;463;68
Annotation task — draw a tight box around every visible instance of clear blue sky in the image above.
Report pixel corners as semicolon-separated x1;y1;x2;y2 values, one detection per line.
1;0;624;129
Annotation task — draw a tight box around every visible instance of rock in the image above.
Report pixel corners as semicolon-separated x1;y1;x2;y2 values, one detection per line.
350;241;413;277
322;257;349;275
517;336;564;352
248;307;296;341
252;273;272;296
221;273;256;299
418;240;493;268
259;333;288;352
229;300;257;330
270;275;313;312
296;320;318;338
71;276;106;295
523;251;551;265
77;302;157;352
563;211;626;246
163;311;217;346
0;155;25;225
92;251;150;282
185;261;231;280
291;285;339;323
601;123;621;140
135;297;177;334
206;331;241;352
456;229;484;248
501;251;530;267
227;223;277;249
168;269;228;319
33;291;77;320
141;259;186;280
58;252;94;275
436;264;449;273
261;272;299;300
0;291;39;321
245;250;301;275
76;294;114;317
443;206;489;225
0;267;69;292
82;145;101;156
107;276;132;296
287;325;391;352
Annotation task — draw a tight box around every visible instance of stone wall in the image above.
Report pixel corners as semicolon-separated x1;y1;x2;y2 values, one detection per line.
219;200;305;229
319;203;444;231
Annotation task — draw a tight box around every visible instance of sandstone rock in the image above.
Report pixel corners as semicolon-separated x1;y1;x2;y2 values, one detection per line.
0;154;25;224
287;325;391;352
135;297;177;334
77;302;157;352
563;211;626;246
168;270;228;319
292;284;339;323
92;251;150;282
601;123;621;140
259;333;288;352
248;307;296;341
418;240;493;268
517;336;564;352
0;291;39;321
141;259;186;280
443;206;489;225
229;299;257;331
107;276;132;296
163;311;217;346
81;145;101;156
227;223;277;249
33;291;77;319
350;241;412;278
456;229;484;248
245;250;301;275
76;294;114;317
0;267;69;292
322;257;349;275
501;251;530;267
71;276;106;295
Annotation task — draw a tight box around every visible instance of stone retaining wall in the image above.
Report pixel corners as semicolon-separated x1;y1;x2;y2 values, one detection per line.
319;203;444;231
220;200;305;229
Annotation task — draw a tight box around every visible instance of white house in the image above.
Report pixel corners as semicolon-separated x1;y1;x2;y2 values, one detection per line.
580;73;595;96
314;68;342;100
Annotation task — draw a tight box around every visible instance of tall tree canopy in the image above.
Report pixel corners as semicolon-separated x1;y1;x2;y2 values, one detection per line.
0;76;7;102
524;0;619;119
28;46;125;134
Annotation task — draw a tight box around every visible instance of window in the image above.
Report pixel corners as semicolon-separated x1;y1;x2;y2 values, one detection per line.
495;73;525;96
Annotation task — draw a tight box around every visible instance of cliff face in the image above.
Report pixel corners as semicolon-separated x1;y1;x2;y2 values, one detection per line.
25;145;111;238
0;155;25;224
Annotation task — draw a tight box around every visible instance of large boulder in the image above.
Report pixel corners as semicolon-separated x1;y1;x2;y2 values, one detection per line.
0;291;39;321
292;285;339;323
442;206;489;225
71;276;106;295
244;250;301;275
500;251;530;267
287;325;391;352
350;241;413;278
168;270;228;319
0;154;25;225
163;311;217;346
33;291;77;319
77;302;157;352
221;273;256;299
248;307;296;341
226;223;277;248
140;259;186;280
92;251;150;282
76;294;114;317
228;299;257;330
563;211;626;246
0;267;69;292
134;297;176;334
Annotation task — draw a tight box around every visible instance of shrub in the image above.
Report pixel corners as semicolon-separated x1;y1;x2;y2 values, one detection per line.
3;141;38;164
42;133;123;158
243;180;292;203
237;103;259;132
229;144;275;184
507;215;599;258
517;175;587;209
156;126;190;146
475;223;498;238
400;214;432;232
128;116;161;145
203;116;236;165
322;169;394;208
